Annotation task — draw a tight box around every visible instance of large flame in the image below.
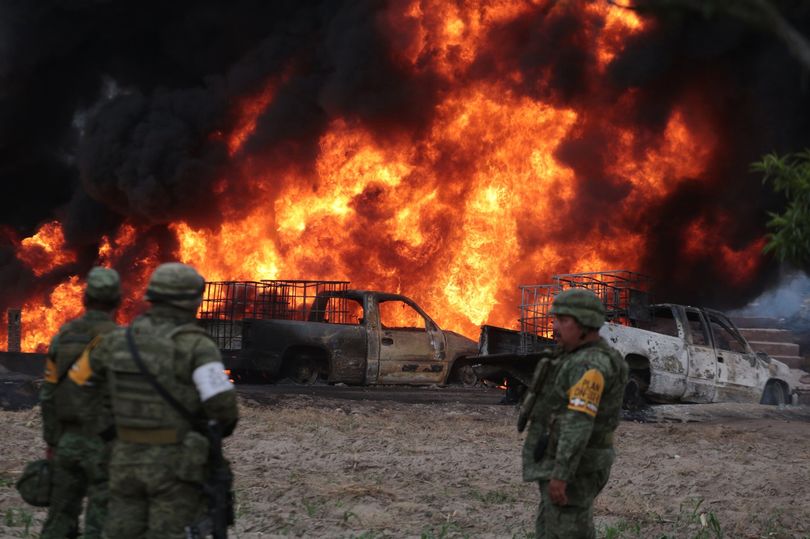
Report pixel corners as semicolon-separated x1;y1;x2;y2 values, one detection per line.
5;2;765;352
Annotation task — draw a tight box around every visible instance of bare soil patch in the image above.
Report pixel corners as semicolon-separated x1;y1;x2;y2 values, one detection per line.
0;396;808;538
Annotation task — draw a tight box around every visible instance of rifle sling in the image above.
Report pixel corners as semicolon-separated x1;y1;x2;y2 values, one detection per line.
125;326;200;430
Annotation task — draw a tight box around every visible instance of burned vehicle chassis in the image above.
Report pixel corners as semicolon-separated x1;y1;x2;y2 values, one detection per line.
200;281;478;386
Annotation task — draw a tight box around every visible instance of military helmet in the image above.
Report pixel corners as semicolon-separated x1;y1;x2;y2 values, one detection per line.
84;267;121;303
145;262;205;311
16;459;51;507
550;288;606;329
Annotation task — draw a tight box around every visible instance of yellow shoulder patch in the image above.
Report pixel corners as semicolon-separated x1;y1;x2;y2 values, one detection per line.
567;368;605;417
43;358;58;384
68;351;93;386
67;336;101;386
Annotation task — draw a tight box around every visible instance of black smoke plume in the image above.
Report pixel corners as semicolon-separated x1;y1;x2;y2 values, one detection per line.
0;0;808;317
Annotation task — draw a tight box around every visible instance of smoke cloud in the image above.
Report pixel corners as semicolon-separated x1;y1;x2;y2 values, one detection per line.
1;0;809;318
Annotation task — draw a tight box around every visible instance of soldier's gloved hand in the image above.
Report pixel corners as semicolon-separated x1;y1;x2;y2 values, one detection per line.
549;478;568;506
45;446;54;460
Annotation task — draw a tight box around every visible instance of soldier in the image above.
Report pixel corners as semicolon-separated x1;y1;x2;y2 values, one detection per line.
521;288;628;539
40;267;121;539
72;262;239;538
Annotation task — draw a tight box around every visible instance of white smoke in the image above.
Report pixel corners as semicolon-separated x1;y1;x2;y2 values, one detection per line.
730;271;810;320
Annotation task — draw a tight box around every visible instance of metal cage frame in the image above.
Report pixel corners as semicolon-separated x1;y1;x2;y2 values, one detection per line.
518;270;651;354
198;279;350;351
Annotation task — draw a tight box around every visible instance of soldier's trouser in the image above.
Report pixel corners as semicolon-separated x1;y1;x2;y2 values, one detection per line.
536;467;611;539
41;432;110;539
104;442;206;539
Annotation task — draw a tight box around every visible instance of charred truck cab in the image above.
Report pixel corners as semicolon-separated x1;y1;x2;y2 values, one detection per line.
199;281;477;385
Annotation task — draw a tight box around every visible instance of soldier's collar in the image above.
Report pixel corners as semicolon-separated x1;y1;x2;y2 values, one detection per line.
567;338;603;354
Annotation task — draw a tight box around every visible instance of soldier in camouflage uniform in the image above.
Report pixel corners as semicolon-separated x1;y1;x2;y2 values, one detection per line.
521;288;628;539
40;267;121;539
73;262;239;539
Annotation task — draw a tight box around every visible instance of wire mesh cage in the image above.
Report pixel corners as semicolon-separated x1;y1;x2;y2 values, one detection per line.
518;284;560;353
553;270;651;325
198;280;350;350
518;270;651;354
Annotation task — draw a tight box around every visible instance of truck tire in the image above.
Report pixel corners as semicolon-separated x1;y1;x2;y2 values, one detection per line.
622;373;648;411
761;380;787;406
450;360;478;387
290;360;319;384
281;352;327;385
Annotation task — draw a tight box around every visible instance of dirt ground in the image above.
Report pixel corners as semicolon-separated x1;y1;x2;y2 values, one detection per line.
1;395;809;538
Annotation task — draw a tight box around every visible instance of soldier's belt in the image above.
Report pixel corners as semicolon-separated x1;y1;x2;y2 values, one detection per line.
587;431;614;449
117;427;179;445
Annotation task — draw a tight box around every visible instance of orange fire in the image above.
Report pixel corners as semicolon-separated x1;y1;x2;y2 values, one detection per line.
684;218;766;287
16;221;76;277
5;2;762;352
0;276;84;353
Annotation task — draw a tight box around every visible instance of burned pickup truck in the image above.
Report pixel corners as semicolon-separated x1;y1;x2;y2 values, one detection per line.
199;280;478;385
471;271;805;407
605;304;798;406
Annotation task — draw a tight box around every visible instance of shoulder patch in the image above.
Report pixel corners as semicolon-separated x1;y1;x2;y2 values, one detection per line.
67;335;102;386
43;358;58;384
567;368;605;417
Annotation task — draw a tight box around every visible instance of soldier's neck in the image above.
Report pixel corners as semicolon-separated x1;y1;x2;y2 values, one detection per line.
565;334;602;353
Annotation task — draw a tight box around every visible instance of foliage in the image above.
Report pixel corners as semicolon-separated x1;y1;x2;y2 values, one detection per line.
752;150;810;268
3;508;35;538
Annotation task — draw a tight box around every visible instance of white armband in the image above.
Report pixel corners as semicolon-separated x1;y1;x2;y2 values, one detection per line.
192;361;234;402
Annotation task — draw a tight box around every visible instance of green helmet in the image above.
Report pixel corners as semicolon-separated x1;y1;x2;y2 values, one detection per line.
550;288;605;329
16;459;51;507
145;262;205;311
85;267;121;303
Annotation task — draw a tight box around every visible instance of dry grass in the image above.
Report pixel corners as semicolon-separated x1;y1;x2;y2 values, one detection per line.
1;396;809;537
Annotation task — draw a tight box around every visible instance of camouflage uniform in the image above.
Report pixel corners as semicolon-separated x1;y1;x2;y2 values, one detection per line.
76;263;238;539
40;267;120;539
521;289;628;539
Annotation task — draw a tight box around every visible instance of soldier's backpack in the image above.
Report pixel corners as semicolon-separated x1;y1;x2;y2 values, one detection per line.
16;459;51;507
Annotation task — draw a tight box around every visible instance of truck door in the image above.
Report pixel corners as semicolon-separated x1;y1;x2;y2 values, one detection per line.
706;311;760;402
681;308;717;403
363;297;381;383
374;298;447;385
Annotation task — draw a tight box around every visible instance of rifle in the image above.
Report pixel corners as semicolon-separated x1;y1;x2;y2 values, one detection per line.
124;328;234;539
185;420;234;539
516;348;560;433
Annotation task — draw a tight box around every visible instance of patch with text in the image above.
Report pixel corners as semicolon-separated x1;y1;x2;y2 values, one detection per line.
567;368;605;417
68;336;101;386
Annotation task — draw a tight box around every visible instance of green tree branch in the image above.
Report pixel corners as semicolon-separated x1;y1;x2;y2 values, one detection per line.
751;151;810;269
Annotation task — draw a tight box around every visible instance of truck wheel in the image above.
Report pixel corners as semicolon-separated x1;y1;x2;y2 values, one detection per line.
450;362;478;387
622;374;647;411
460;364;479;386
284;358;321;385
761;381;787;406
